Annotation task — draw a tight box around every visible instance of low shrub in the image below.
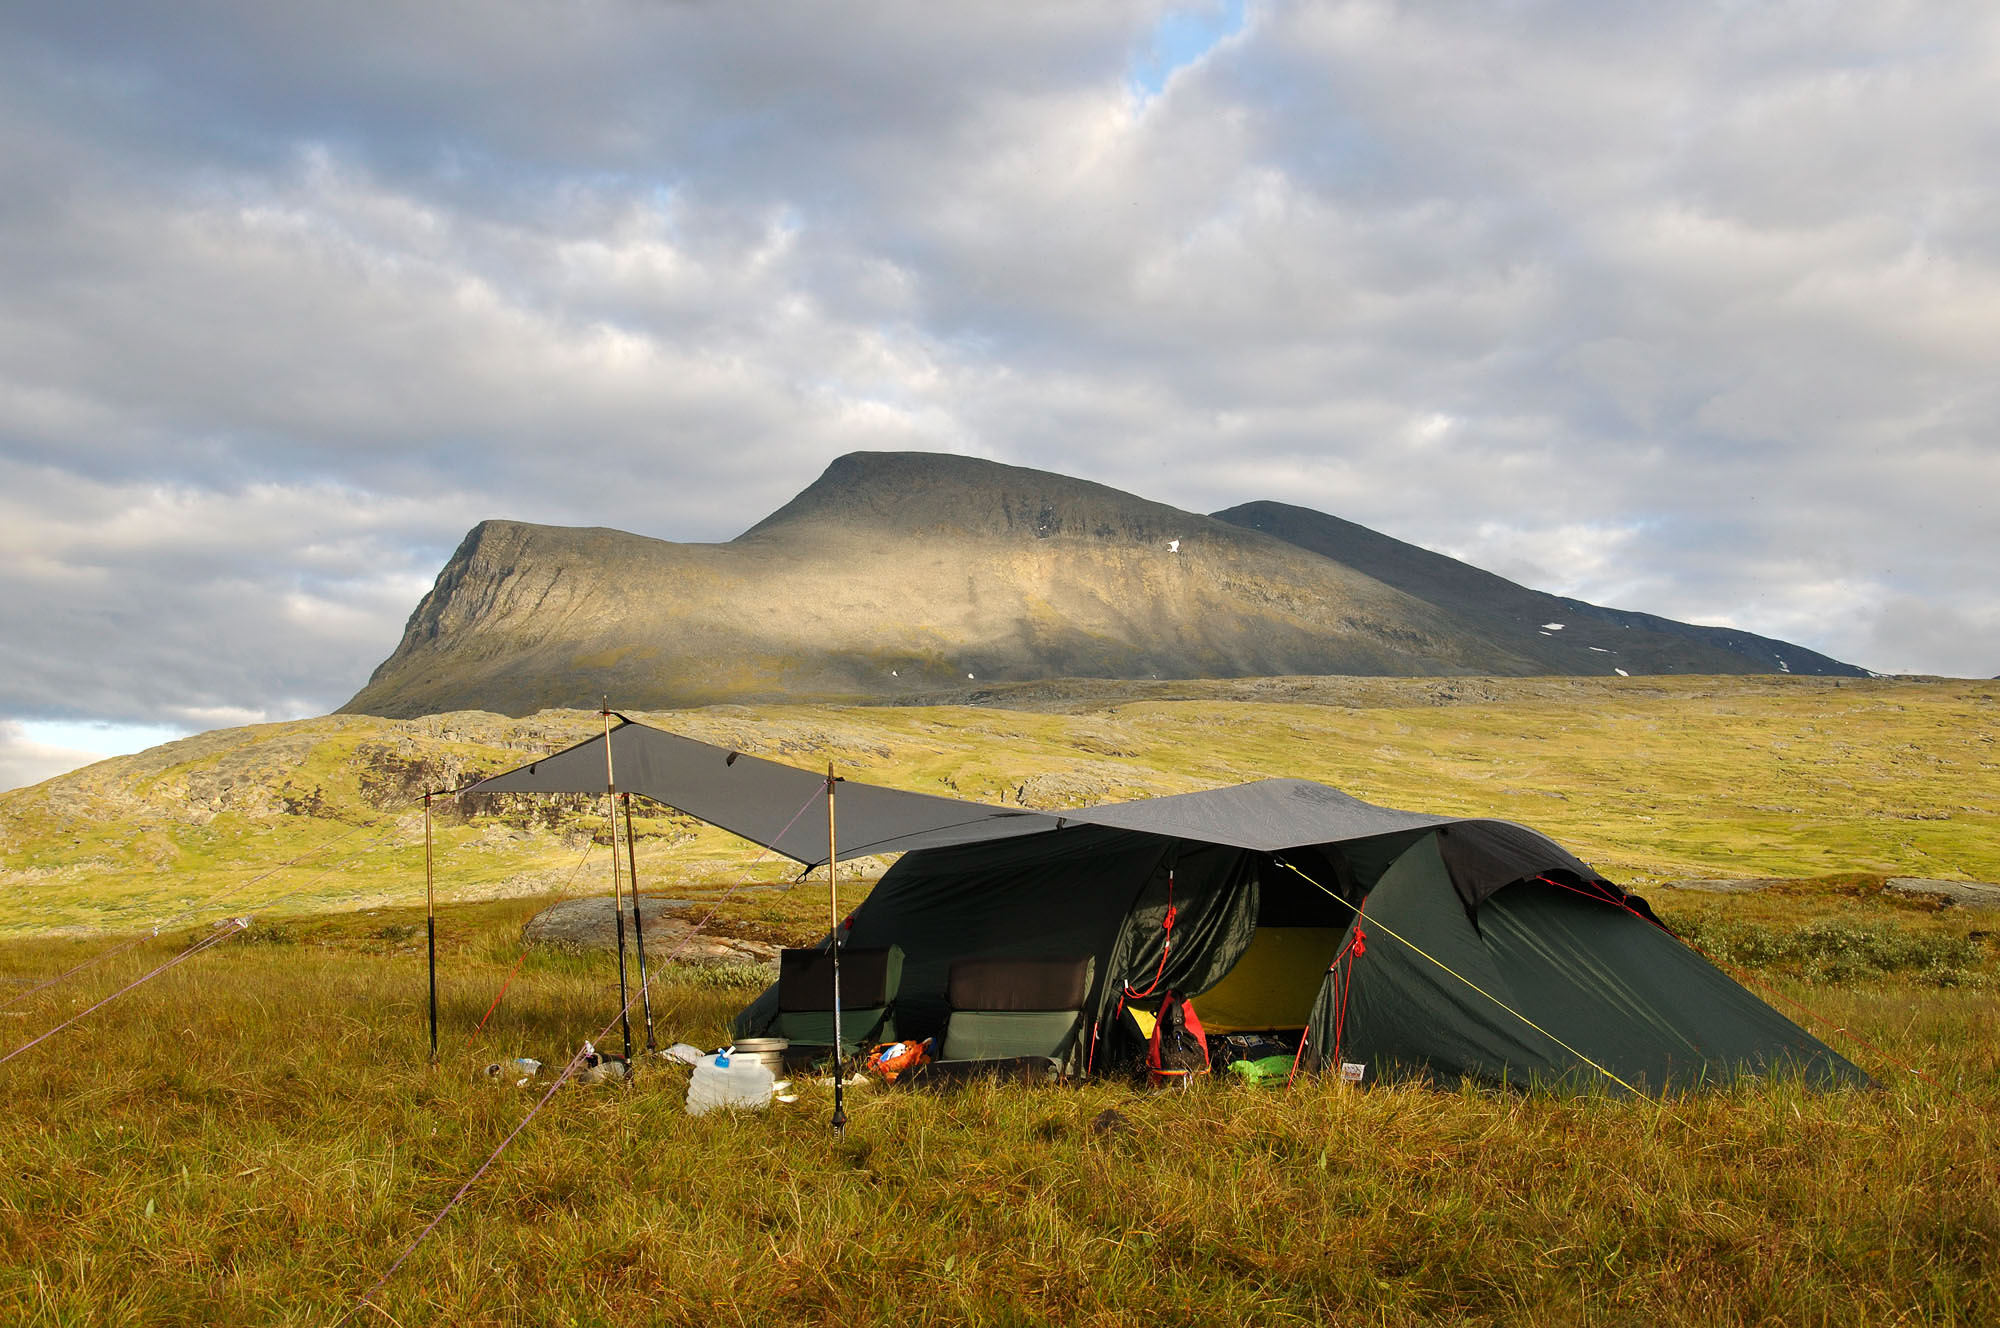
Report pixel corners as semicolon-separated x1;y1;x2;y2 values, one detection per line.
1672;916;1988;986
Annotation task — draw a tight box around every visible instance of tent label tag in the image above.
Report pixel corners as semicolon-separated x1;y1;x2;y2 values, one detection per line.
1339;1062;1366;1084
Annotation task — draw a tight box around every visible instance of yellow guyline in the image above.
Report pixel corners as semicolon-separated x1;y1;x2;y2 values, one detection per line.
1275;858;1641;1097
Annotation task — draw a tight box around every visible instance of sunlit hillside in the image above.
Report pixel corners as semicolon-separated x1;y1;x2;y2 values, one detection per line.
3;675;1994;938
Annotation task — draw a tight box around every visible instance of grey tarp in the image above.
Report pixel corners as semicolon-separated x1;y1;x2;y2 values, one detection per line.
460;721;1586;870
1067;778;1454;848
459;717;1060;865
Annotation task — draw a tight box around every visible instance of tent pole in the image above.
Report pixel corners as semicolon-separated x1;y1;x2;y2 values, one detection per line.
622;792;657;1053
602;704;634;1067
425;792;438;1065
827;762;845;1135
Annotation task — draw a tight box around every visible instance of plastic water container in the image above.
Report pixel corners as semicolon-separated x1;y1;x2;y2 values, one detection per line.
685;1049;777;1115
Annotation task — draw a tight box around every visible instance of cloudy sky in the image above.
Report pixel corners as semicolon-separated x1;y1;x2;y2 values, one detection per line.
2;0;1995;789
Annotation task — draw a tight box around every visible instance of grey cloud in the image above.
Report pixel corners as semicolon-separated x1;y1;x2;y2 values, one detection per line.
0;465;455;724
1;0;1996;764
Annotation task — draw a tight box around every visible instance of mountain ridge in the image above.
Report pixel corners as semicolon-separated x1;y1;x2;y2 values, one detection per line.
1213;500;1862;679
341;452;1862;718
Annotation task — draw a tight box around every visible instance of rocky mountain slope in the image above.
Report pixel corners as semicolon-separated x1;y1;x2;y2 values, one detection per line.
342;452;1862;718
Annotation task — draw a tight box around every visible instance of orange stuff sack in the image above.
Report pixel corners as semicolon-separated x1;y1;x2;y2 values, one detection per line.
868;1038;933;1083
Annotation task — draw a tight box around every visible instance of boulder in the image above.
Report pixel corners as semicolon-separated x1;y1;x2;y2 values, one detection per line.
1884;878;2000;909
521;896;782;967
1657;878;1782;894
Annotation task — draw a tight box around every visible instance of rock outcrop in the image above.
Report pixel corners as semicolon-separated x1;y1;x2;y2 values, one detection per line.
520;896;783;966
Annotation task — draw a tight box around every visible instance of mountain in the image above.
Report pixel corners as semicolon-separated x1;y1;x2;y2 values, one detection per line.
341;452;1862;718
1211;501;1864;680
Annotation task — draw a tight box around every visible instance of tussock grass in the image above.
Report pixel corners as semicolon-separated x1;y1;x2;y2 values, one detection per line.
1;904;1995;1325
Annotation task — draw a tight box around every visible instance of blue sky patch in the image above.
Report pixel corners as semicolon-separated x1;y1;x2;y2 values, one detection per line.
1129;0;1246;98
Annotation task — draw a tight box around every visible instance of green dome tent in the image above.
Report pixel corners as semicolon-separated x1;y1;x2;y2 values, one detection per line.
734;779;1870;1094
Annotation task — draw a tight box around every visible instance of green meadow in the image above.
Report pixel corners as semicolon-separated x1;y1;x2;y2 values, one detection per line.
5;675;1997;939
1;675;1996;1322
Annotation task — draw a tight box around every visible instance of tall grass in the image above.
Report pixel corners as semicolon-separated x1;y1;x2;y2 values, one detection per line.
1;902;1994;1326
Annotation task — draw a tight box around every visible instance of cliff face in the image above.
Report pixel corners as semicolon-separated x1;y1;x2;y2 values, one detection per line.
341;452;1860;719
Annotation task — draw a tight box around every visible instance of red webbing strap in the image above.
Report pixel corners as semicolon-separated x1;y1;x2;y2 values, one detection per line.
1147;991;1210;1074
1180;996;1210;1071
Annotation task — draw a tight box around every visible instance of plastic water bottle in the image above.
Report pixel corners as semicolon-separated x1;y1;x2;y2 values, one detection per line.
686;1048;776;1115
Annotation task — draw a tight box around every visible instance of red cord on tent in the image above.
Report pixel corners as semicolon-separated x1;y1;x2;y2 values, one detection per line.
1088;868;1176;1072
1331;925;1365;1063
1290;911;1366;1087
1120;871;1178;1002
1087;868;1179;1072
1532;874;1942;1090
1536;874;1673;933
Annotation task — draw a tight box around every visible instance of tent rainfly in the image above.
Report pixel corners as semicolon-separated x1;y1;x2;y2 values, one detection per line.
468;717;1870;1094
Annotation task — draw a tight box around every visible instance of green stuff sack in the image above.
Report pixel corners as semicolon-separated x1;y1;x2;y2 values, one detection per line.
1226;1054;1296;1086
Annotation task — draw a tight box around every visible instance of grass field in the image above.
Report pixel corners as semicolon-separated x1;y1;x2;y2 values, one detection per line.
0;891;1994;1326
2;677;1997;1323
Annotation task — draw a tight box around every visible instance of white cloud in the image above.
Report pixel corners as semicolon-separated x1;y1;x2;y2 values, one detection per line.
0;721;120;792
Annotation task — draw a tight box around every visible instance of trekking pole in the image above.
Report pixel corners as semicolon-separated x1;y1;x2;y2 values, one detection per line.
425;792;438;1066
622;792;657;1054
827;763;846;1135
602;703;634;1069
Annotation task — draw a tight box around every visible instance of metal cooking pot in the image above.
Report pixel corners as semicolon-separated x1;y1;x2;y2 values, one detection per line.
730;1037;789;1075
